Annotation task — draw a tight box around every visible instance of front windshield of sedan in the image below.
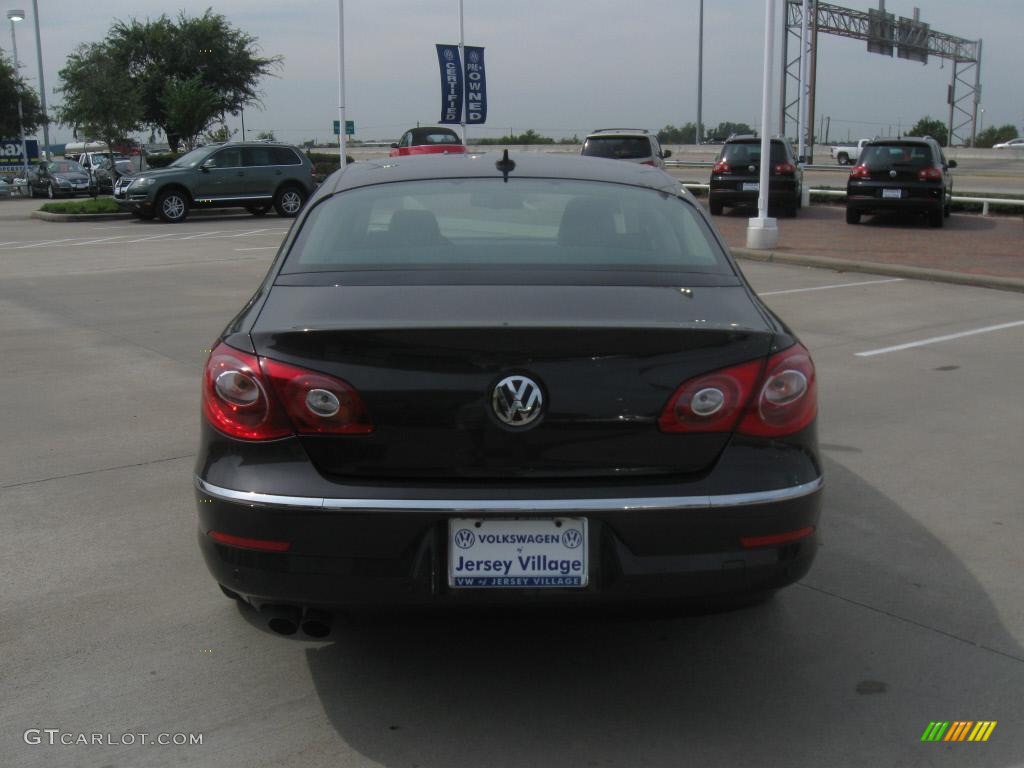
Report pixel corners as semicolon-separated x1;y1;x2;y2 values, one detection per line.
169;147;211;168
283;178;729;274
47;161;86;174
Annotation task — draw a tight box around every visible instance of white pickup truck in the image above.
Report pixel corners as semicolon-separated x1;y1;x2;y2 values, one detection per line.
830;139;870;166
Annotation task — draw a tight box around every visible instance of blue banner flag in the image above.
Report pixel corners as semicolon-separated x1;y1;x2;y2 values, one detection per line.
463;46;487;124
436;45;463;124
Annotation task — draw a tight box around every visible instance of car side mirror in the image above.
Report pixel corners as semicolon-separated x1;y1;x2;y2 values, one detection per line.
947;160;957;169
200;159;215;172
390;143;399;149
662;149;672;159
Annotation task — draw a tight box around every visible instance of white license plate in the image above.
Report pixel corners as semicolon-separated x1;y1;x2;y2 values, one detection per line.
448;518;588;588
742;182;760;192
882;188;903;199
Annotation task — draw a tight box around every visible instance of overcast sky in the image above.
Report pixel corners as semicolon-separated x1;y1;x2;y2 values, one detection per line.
5;0;1022;145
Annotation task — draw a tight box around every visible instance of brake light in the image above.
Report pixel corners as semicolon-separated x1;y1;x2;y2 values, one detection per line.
202;342;292;440
850;164;871;179
658;343;816;437
712;161;730;174
773;163;796;175
740;526;815;549
209;530;292;552
261;357;373;435
918;166;942;181
658;358;764;433
202;341;374;439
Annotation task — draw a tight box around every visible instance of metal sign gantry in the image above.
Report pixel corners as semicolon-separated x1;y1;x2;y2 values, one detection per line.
781;0;982;160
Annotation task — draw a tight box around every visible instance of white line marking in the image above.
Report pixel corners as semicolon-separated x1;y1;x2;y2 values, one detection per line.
856;320;1024;357
61;235;132;246
12;238;78;249
179;230;224;240
760;278;904;296
226;228;270;237
234;246;278;251
0;241;23;247
122;233;181;243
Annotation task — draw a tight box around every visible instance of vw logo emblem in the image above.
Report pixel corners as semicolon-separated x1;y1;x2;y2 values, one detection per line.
469;50;480;63
492;375;544;428
454;529;476;549
889;169;897;178
748;164;756;173
562;529;583;549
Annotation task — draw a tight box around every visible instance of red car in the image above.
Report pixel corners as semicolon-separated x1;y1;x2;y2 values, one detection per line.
389;127;466;157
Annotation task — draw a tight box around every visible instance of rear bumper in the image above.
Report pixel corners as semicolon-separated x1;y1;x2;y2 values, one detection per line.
709;181;799;208
194;475;822;609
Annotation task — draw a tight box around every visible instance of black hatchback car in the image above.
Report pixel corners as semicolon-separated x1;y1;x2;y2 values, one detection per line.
845;138;956;227
195;152;822;636
708;136;803;217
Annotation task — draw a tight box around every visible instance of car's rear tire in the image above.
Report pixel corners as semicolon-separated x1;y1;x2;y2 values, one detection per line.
845;207;861;225
709;199;724;216
785;200;798;218
837;153;849;165
156;189;189;223
274;185;306;218
246;204;270;217
928;206;944;228
944;202;951;218
47;183;56;199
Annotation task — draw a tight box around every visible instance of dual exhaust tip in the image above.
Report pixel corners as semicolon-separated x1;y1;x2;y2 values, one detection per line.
262;605;333;638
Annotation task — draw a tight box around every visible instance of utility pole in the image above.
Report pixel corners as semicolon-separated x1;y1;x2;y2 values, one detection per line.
31;0;48;157
337;0;347;164
696;0;704;145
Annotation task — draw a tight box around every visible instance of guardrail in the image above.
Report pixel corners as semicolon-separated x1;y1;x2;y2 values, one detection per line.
666;160;847;171
680;183;1024;216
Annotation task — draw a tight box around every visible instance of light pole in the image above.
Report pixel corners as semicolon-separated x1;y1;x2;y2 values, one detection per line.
336;0;347;164
746;0;779;250
696;0;703;145
7;9;28;183
30;0;47;157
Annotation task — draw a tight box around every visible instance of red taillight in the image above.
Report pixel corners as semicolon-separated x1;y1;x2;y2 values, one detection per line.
850;164;871;179
740;526;815;549
773;162;796;175
209;530;291;552
658;358;764;433
712;161;730;174
658;343;817;437
202;341;374;439
202;342;292;440
918;166;942;181
261;357;373;435
737;343;817;437
641;160;656;166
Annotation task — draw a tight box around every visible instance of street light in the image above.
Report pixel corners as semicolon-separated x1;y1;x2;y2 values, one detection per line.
7;9;29;186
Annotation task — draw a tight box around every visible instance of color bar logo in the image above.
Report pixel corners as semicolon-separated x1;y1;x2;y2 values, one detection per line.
921;721;997;742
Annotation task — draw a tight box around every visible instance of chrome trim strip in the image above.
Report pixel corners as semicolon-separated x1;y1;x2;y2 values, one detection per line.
194;476;823;513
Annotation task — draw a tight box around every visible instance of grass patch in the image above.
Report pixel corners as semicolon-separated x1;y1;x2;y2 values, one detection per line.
40;197;122;215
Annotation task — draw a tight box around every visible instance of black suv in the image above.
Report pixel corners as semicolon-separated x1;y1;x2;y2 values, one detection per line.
846;137;956;227
708;135;802;217
113;142;315;222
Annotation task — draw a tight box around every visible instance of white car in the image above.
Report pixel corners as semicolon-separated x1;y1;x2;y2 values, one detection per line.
992;138;1024;149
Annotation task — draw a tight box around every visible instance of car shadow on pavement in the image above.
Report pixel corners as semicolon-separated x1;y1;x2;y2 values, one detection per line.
855;210;998;230
302;457;1023;766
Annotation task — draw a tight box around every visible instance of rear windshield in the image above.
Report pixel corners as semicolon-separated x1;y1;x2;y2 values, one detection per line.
411;129;461;145
719;141;788;165
281;179;729;275
859;144;935;168
582;136;652;160
48;161;86;174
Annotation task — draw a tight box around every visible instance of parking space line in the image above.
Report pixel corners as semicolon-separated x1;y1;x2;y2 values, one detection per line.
760;278;904;296
122;233;182;243
226;229;270;237
855;320;1024;357
178;231;224;240
60;235;133;246
11;238;78;249
234;246;278;251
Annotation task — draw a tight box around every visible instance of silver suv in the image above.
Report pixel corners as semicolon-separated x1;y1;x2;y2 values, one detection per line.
581;129;672;169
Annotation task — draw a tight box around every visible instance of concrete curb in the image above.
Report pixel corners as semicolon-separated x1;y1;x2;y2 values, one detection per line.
31;211;132;222
731;247;1024;294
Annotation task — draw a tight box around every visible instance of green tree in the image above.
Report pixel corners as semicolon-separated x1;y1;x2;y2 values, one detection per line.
54;43;143;185
99;10;281;150
205;123;236;144
907;116;948;147
657;123;704;144
711;122;754;140
162;76;222;150
255;130;276;142
0;52;45;136
974;124;1019;149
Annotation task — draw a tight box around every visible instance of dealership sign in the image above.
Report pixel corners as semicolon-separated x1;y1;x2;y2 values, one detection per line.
435;45;487;125
0;138;39;172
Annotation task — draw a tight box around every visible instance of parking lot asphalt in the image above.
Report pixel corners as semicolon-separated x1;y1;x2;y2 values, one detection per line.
1;214;1023;767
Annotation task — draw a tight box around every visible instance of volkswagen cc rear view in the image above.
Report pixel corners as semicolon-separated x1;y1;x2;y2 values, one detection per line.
194;152;822;636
